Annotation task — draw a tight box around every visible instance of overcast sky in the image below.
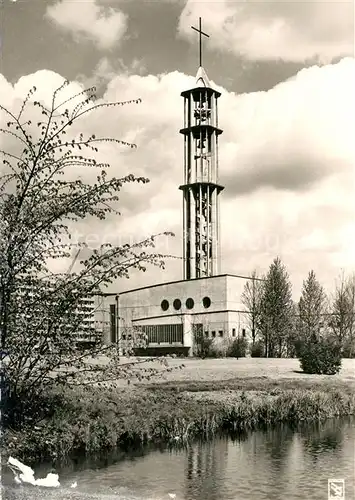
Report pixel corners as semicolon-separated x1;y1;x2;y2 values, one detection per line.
1;0;354;298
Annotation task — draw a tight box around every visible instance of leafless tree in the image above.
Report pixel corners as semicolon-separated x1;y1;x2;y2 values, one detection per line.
330;272;355;357
241;269;263;347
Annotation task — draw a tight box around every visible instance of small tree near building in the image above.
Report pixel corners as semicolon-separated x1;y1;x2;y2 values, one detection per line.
241;270;263;347
297;270;341;375
298;270;328;342
259;257;293;358
226;336;248;358
330;273;355;357
193;329;214;358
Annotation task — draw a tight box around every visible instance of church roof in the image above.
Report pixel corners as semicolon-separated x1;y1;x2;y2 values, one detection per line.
195;66;211;88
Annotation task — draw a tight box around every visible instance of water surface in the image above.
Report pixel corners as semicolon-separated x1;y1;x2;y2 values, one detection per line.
3;417;355;500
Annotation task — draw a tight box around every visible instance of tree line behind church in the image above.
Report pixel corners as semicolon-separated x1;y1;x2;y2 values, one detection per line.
229;257;354;373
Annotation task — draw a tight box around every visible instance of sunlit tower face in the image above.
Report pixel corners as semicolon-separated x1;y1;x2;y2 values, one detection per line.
179;19;224;280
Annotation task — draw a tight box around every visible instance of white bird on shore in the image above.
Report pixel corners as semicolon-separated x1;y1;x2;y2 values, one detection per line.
13;474;22;485
168;494;176;499
70;481;78;488
8;457;36;486
7;457;60;488
35;473;60;488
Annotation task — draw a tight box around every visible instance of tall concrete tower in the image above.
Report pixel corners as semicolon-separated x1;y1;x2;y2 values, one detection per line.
179;18;224;280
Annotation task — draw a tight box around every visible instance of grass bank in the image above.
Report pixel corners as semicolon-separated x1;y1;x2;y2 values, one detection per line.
3;370;355;466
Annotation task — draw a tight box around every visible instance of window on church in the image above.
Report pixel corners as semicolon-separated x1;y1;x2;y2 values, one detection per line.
186;298;194;309
232;328;236;337
212;331;216;338
219;330;223;337
202;296;211;308
242;328;246;338
161;300;169;311
205;331;209;338
173;299;182;310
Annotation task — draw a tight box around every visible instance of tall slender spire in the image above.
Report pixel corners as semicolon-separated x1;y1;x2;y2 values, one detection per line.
179;19;224;280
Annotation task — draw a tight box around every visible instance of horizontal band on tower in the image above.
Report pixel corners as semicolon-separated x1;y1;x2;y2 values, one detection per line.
181;87;221;98
179;125;223;136
179;182;225;193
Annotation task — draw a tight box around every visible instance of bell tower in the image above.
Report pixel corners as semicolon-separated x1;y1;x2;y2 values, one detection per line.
179;18;224;280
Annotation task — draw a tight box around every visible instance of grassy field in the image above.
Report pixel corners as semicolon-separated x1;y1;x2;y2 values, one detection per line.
4;357;355;465
147;357;355;383
80;356;355;395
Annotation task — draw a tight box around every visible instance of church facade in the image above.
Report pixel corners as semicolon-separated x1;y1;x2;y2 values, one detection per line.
106;273;250;355
98;22;255;355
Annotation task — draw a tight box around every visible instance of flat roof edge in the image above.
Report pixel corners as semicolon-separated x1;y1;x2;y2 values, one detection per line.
116;273;260;296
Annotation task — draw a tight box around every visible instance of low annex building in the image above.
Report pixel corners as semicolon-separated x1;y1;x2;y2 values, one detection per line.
100;274;250;356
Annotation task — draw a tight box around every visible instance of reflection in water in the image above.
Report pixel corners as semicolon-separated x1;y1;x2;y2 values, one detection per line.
185;438;228;500
301;418;344;457
3;417;355;500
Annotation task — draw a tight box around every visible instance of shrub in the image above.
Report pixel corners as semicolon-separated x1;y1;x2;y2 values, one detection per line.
250;340;264;358
227;337;248;358
298;335;342;375
342;341;355;359
293;338;304;358
207;344;226;358
194;330;214;359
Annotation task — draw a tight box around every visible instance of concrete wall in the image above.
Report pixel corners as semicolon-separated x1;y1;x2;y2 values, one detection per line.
118;275;228;324
225;275;249;311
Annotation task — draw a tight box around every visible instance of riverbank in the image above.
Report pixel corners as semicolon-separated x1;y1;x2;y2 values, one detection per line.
3;358;355;466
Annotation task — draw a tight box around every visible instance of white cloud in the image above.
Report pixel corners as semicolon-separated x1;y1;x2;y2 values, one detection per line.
14;70;84;110
46;0;127;50
178;0;354;62
219;57;355;194
0;58;354;297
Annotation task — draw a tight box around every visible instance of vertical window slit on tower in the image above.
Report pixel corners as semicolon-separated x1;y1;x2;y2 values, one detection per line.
200;92;203;122
206;187;210;274
199;184;202;271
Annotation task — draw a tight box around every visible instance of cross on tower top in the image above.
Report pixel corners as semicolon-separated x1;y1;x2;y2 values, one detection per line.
191;17;210;68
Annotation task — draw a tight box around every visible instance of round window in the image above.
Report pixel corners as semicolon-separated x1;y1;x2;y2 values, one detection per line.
161;299;169;311
173;299;182;310
185;298;194;309
203;296;211;308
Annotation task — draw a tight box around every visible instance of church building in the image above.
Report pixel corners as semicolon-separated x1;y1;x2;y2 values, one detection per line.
99;19;255;355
